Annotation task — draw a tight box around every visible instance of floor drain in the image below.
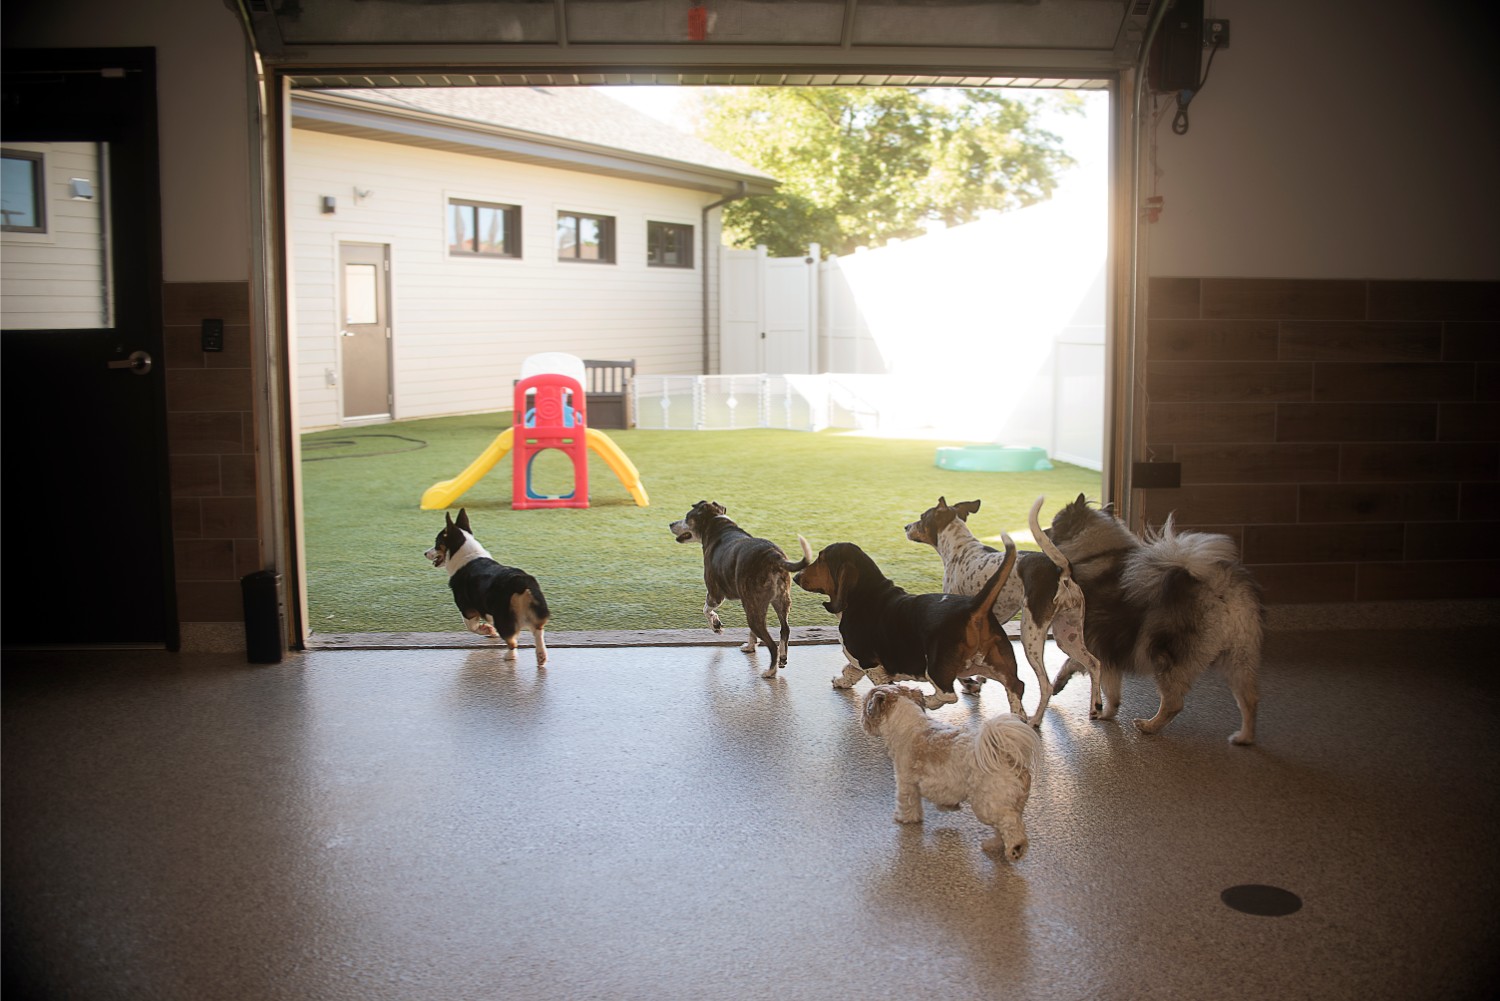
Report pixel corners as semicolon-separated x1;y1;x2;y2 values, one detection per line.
1221;884;1302;916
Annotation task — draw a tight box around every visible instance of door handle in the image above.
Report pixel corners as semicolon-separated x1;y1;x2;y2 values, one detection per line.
341;329;357;337
106;350;153;376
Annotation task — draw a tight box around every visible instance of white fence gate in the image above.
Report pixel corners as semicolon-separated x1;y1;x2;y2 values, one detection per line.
719;244;818;375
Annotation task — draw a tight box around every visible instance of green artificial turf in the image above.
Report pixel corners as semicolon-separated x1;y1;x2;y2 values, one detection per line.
300;411;1101;635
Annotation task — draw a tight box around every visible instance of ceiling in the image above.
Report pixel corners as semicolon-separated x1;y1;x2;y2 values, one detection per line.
243;0;1152;88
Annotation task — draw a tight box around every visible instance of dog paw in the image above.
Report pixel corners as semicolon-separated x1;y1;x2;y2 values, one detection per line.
832;676;854;689
760;666;779;680
476;623;499;638
1132;717;1162;735
1229;730;1255;746
923;693;958;711
739;641;756;653
894;811;923;825
981;836;1028;860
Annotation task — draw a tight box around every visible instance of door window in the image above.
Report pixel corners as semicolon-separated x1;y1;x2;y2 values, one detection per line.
343;263;380;325
0;141;113;330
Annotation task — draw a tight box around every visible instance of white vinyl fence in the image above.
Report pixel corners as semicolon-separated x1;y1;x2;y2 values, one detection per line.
711;189;1107;469
632;373;932;432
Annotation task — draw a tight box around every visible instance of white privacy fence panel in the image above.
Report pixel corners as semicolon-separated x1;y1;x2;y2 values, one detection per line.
719;189;1107;470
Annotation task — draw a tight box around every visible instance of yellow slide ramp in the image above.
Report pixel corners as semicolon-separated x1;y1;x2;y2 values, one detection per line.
420;426;648;509
420;428;514;510
586;428;649;507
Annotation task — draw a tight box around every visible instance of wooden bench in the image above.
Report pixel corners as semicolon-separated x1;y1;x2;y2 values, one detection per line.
583;358;635;429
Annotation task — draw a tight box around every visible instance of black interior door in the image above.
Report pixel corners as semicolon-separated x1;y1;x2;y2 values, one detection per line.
2;48;176;648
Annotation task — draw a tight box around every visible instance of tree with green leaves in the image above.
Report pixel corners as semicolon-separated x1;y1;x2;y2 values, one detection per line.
695;87;1080;258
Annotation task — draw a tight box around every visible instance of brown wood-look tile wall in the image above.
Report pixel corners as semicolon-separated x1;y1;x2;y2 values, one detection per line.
163;281;259;626
1142;278;1500;606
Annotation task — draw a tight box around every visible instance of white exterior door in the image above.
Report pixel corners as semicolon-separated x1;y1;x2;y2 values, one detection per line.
339;242;392;422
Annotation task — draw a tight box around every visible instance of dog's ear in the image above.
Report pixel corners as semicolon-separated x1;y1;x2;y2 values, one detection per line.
827;560;860;615
955;500;981;520
455;508;472;533
861;686;893;733
711;501;726;516
937;496;948;508
1075;492;1087;506
445;511;455;530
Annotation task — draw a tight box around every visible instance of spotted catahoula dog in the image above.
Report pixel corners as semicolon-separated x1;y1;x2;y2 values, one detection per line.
904;495;1098;727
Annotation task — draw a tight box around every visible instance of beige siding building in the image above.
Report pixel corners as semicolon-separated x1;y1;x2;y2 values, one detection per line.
288;87;775;431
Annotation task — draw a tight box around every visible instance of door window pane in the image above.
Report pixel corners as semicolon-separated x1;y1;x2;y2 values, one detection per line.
1;152;44;231
343;263;379;324
0;142;113;330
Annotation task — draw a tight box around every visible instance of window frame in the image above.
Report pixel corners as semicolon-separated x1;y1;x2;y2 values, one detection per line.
646;220;695;269
556;209;616;264
446;197;521;259
1;149;48;234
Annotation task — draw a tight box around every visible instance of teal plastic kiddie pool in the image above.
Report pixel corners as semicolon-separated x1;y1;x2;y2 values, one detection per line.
934;445;1053;472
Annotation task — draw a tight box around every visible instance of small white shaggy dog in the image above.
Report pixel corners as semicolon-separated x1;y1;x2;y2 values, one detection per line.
861;684;1041;860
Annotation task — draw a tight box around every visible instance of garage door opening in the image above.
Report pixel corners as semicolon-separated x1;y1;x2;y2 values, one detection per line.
285;80;1111;644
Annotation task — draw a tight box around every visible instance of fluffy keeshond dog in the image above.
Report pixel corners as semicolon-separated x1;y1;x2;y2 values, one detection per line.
1047;494;1263;745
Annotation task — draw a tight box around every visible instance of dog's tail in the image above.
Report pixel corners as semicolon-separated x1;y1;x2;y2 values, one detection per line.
524;577;550;623
780;534;815;573
974;712;1040;778
1029;495;1072;575
1131;514;1263;670
970;532;1017;626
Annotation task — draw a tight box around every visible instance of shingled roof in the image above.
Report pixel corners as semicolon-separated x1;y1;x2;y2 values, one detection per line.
309;86;775;187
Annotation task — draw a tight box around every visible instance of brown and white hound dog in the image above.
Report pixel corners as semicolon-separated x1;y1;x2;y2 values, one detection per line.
793;537;1024;712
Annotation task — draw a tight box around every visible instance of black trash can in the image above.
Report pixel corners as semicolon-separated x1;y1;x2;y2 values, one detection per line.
241;570;284;664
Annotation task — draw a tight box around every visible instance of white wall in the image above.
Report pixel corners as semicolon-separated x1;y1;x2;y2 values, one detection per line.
290;128;725;430
5;0;252;283
1147;0;1500;280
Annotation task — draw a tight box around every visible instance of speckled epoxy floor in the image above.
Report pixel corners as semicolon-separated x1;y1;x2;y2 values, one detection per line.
4;628;1499;1000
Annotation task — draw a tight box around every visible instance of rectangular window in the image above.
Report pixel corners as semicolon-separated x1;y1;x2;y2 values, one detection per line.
448;199;520;257
557;210;615;263
647;221;694;268
1;150;46;233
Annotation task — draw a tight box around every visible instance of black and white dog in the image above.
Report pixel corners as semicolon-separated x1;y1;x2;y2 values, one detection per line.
425;508;550;664
1046;494;1263;745
669;500;813;679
